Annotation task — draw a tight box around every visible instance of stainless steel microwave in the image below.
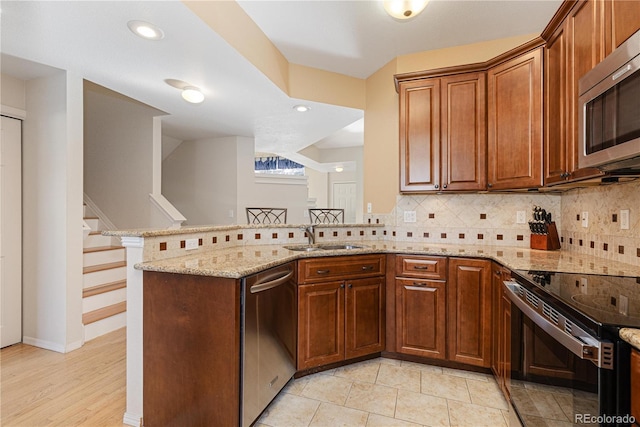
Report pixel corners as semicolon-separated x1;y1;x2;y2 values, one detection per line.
579;29;640;172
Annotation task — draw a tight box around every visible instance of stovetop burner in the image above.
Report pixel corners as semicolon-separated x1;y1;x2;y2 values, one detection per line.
513;270;640;330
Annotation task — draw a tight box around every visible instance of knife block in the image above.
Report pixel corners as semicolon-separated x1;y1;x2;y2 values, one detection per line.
530;222;561;250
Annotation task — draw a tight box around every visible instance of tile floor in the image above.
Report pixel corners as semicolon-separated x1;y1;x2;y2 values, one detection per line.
256;357;516;427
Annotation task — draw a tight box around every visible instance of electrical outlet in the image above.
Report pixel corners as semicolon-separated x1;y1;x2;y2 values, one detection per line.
185;238;199;250
620;294;629;316
403;211;417;223
367;202;372;214
516;211;526;224
580;277;588;294
581;211;589;228
620;209;630;230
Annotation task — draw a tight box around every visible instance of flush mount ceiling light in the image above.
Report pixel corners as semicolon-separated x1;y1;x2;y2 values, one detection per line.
127;20;164;40
335;166;344;173
181;86;205;104
293;105;310;112
383;0;429;20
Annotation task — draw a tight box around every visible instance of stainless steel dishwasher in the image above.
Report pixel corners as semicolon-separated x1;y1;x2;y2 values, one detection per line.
241;262;297;427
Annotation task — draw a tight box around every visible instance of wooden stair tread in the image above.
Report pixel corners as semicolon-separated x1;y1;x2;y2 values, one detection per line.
83;261;126;275
88;231;102;236
83;245;123;254
84;216;99;220
83;280;127;298
83;301;126;325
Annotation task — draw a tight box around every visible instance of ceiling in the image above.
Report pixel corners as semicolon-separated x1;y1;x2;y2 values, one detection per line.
0;0;561;171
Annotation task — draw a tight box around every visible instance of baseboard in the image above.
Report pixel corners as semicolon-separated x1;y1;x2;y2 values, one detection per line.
22;336;84;353
123;412;142;427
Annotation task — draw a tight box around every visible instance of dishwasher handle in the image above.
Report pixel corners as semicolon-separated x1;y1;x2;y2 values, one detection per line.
250;269;294;294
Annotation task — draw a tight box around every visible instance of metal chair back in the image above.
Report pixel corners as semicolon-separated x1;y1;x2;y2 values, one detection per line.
308;208;344;224
246;207;287;224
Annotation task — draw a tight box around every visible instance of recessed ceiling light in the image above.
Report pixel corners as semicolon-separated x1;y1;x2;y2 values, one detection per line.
127;20;164;40
293;105;310;112
181;86;205;104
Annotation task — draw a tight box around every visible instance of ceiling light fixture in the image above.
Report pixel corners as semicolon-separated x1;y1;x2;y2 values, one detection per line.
335;166;344;172
127;20;164;40
383;0;429;20
293;105;310;112
181;86;205;104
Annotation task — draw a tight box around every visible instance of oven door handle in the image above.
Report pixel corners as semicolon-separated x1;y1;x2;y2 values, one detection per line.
503;280;614;370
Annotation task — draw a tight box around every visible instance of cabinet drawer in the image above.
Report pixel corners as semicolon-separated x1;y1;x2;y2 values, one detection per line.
298;255;385;283
396;255;447;279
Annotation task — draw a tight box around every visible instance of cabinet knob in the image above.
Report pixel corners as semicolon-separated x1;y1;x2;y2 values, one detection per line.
348;283;353;288
434;184;439;189
487;183;493;188
443;184;447;189
340;284;345;289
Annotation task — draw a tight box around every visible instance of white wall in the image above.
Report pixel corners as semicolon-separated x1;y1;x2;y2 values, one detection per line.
163;136;311;225
22;71;84;352
84;83;163;229
306;168;328;209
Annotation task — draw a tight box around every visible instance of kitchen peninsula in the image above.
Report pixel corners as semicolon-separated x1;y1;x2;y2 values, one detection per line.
107;222;640;426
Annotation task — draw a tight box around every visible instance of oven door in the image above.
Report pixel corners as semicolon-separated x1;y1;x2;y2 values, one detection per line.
503;280;616;426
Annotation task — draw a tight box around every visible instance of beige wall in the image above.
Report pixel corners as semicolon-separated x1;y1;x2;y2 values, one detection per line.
1;73;26;112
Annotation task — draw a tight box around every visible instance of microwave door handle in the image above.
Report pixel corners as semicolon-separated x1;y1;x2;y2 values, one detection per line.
502;281;613;370
612;64;632;81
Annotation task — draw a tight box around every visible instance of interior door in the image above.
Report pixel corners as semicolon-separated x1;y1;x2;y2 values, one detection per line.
1;116;22;348
332;182;356;223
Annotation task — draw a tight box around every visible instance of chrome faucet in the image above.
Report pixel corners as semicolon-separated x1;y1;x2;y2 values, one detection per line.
301;225;315;245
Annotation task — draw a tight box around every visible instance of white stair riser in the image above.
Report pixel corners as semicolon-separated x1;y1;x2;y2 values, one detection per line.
83;267;126;289
84;313;126;342
84;218;100;231
83;248;125;267
84;233;113;249
83;288;127;314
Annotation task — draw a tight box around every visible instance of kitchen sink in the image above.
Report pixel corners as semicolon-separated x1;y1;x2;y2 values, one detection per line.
284;244;367;252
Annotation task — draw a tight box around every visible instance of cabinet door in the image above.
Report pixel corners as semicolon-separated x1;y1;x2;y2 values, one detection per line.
447;258;492;367
441;73;487;191
632;349;640;424
499;286;512;399
606;0;640;56
487;48;543;190
345;277;385;359
566;0;607;181
298;281;345;370
545;23;571;185
399;79;441;192
395;278;447;359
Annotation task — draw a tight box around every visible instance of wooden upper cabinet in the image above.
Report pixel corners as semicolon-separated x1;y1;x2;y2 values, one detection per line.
545;23;571;185
487;48;544;190
605;0;640;56
398;72;486;192
399;79;441;192
441;73;487;191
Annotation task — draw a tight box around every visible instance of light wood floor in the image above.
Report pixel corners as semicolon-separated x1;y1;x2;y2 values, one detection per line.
1;328;127;426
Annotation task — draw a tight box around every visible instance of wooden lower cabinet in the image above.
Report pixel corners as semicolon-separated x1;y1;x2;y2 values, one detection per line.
395;277;447;359
491;263;512;398
143;271;241;426
447;258;492;367
297;270;385;371
632;349;640;424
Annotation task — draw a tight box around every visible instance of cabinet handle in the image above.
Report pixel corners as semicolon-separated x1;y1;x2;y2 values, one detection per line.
340;284;345;289
406;283;437;291
412;265;429;270
317;269;330;274
494;270;501;276
488;183;493;188
361;265;374;271
443;184;447;189
434;184;439;189
348;283;353;288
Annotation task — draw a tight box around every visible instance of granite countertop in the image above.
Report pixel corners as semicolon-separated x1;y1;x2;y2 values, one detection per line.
620;328;640;350
134;240;640;279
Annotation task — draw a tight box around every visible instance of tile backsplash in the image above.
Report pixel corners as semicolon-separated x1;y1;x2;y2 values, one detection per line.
559;179;639;265
368;179;639;265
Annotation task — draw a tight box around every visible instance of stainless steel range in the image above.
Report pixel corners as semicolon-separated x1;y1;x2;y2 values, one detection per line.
505;270;640;426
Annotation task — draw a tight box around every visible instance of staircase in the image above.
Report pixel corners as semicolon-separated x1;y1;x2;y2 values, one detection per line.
82;205;127;342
